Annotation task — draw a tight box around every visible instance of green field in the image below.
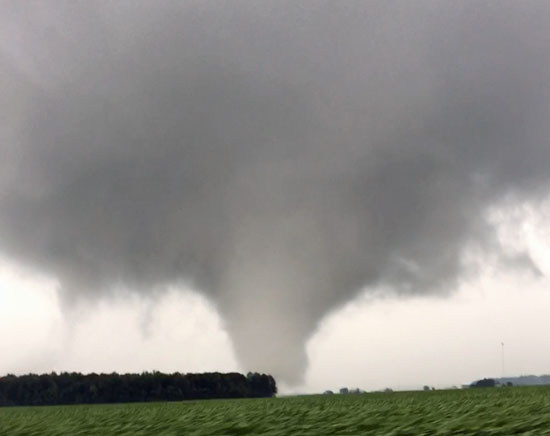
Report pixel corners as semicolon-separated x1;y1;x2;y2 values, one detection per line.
1;387;550;435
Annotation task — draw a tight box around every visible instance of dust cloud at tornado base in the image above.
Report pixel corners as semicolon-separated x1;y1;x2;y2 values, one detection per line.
1;1;550;383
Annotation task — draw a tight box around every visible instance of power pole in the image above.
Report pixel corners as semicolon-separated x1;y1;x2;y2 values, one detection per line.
501;342;505;378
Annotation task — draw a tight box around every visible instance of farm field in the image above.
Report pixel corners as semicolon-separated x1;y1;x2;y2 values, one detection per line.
1;386;550;435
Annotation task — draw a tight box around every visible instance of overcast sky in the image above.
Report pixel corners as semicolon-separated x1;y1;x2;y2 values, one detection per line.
1;1;550;392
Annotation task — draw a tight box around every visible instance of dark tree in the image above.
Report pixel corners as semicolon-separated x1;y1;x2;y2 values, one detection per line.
470;378;496;388
0;371;277;406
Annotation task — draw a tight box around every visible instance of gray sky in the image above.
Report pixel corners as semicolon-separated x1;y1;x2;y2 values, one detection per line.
1;1;550;389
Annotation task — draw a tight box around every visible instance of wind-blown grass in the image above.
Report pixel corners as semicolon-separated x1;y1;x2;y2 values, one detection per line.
1;386;550;435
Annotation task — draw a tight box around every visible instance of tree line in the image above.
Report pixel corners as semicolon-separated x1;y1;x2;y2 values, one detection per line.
0;371;277;406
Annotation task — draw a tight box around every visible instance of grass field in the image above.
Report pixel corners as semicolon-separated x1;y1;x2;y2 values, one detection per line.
1;386;550;435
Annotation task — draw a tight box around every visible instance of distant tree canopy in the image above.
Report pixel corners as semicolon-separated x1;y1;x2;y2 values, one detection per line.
498;375;550;386
470;378;496;388
0;371;277;406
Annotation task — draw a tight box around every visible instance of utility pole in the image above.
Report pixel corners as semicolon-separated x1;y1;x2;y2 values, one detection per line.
501;342;505;378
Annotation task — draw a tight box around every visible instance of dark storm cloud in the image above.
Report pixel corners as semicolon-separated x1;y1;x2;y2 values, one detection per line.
1;1;549;383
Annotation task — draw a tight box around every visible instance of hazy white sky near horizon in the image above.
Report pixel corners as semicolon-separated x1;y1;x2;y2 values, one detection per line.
1;201;549;393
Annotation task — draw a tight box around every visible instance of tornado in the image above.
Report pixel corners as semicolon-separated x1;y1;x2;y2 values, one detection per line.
1;1;549;383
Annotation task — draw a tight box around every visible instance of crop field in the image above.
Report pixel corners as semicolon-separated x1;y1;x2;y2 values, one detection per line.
1;386;550;435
